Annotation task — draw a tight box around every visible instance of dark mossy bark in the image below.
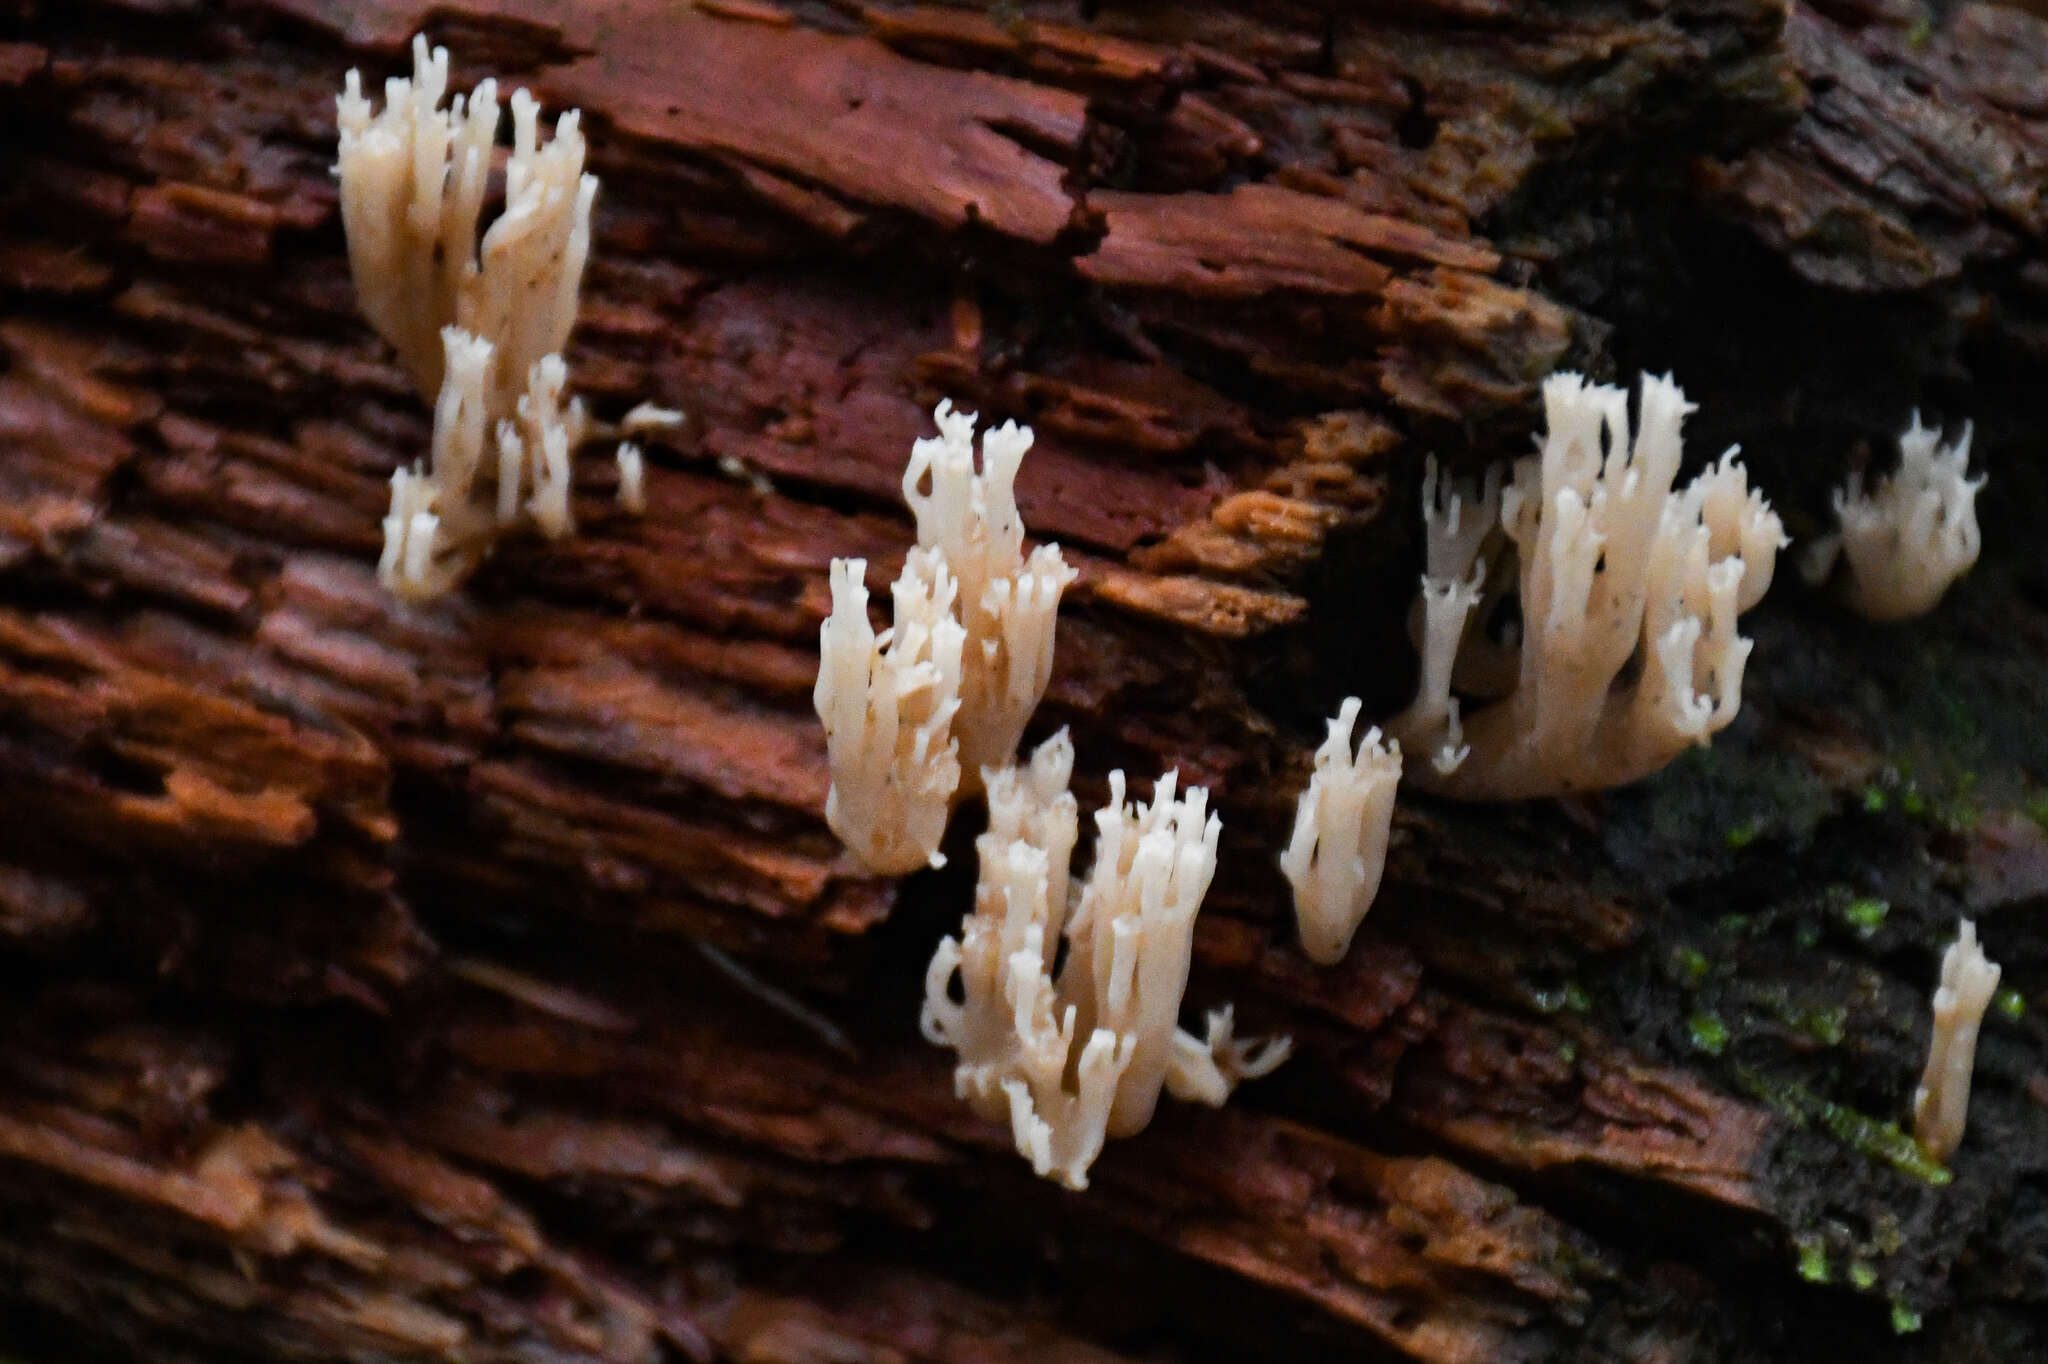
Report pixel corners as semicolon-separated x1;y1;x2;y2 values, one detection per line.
0;1;2043;1361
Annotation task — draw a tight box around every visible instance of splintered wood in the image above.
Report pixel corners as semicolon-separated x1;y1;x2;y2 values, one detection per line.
2;2;2046;1361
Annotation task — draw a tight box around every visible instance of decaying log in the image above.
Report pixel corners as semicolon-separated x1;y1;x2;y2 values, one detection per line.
0;1;2044;1360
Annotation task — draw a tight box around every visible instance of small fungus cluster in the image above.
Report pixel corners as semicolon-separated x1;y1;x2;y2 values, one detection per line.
824;409;1284;1188
921;732;1287;1189
813;403;1076;875
337;37;672;601
1279;697;1401;966
1278;372;1787;963
1803;414;1983;622
1388;372;1787;802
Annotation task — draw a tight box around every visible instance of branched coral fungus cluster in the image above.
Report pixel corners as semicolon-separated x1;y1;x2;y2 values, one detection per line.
1280;698;1401;966
330;42;2004;1196
330;39;1288;1192
820;404;1285;1187
337;37;670;601
1387;372;1788;802
1803;414;1983;621
814;403;1076;874
1275;372;1787;966
807;372;2006;1183
921;732;1288;1188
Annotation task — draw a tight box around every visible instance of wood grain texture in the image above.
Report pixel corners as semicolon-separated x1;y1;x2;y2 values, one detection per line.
1;1;2045;1360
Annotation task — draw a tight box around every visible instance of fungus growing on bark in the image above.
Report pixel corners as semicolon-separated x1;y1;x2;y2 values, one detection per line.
620;403;686;437
338;36;649;599
902;402;1078;787
814;554;966;874
1913;918;2001;1163
1281;697;1402;964
612;405;685;517
1389;372;1787;801
374;335;589;597
1802;414;1982;621
615;444;646;514
921;733;1289;1190
816;404;1075;874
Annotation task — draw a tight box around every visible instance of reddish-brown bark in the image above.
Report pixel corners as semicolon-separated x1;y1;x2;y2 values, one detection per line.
1;1;2045;1360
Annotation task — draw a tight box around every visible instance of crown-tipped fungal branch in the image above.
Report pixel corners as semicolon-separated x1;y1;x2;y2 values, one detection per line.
1281;697;1402;965
1913;918;2001;1164
902;402;1079;788
1803;414;1983;622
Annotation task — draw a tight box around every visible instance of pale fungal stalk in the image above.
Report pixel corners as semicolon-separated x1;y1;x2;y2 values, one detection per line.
1068;766;1226;1139
814;554;966;874
619;403;686;437
340;34;647;599
615;444;646;514
1164;1003;1292;1107
611;405;682;517
1404;459;1504;776
817;402;1076;874
1803;414;1982;622
1280;697;1402;965
501;351;588;541
377;464;465;601
1389;372;1787;801
374;330;591;600
921;734;1288;1190
922;733;1096;1170
1913;918;2001;1163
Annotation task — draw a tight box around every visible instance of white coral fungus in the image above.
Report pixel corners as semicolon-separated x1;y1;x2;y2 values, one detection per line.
610;406;683;517
921;734;1289;1189
615;443;646;514
903;401;1079;785
619;404;685;437
337;35;592;403
1390;372;1787;801
375;332;592;599
1913;918;2001;1164
1280;697;1402;964
1804;414;1982;622
814;555;966;875
816;403;1076;874
338;35;609;599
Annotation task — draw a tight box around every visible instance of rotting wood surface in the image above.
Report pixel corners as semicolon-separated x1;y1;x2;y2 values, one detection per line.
0;2;2045;1361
